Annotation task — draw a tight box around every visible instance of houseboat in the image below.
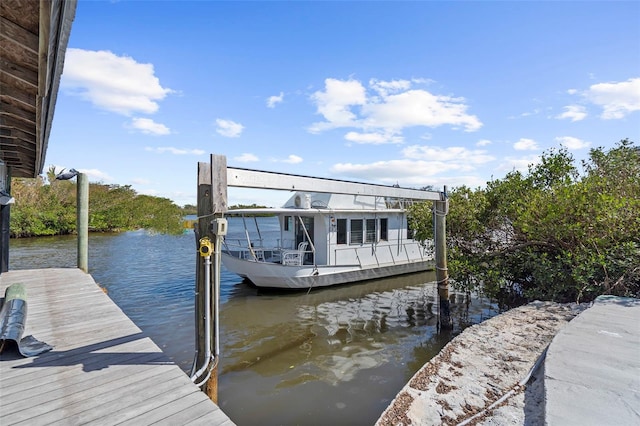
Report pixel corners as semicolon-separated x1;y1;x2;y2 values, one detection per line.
221;191;434;289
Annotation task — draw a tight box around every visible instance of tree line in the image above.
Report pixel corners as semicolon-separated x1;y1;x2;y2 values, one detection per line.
409;139;639;305
9;167;187;237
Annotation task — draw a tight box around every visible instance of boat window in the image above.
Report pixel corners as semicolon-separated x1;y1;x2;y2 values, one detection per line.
337;219;347;244
407;219;414;239
296;216;314;248
365;219;376;243
350;219;363;245
380;218;388;241
284;216;292;231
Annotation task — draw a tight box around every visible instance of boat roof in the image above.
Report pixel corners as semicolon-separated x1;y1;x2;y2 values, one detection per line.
224;191;414;216
223;207;407;216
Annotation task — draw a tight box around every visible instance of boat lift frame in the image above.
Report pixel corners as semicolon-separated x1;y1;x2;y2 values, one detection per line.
193;154;452;402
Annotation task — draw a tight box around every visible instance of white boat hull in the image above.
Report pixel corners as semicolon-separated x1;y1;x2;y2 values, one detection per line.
221;252;434;289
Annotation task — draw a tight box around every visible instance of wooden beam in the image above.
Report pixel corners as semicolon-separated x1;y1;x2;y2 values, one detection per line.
1;97;37;122
226;166;441;201
0;137;37;154
0;113;36;136
0;80;37;108
210;155;228;213
0;15;39;54
0;57;38;89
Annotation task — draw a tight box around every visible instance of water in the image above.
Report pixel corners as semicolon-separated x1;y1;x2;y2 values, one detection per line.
8;223;498;425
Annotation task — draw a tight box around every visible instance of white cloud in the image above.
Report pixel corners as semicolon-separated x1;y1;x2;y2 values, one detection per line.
144;147;205;155
567;89;578;95
267;92;284;108
476;139;492;147
362;90;482;132
369;78;412;96
402;145;495;165
344;131;403;145
137;188;159;197
62;48;173;116
283;155;303;164
77;168;114;182
513;138;539;151
129;118;171;135
309;79;367;132
496;155;540;174
330;145;495;187
235;153;260;163
585;77;640;119
555;136;590;150
556;105;587;122
332;160;459;180
330;159;489;188
215;119;244;138
512;108;541;118
130;178;151;185
308;78;481;140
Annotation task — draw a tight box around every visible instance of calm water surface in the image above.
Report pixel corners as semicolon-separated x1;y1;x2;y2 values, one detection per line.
9;223;497;425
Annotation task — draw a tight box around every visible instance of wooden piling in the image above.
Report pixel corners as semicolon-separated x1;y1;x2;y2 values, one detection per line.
435;186;452;330
195;162;213;400
0;164;11;274
195;156;228;404
77;173;89;272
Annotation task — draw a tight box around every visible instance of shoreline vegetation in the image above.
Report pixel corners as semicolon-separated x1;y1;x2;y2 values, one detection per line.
9;166;189;237
9;139;639;306
409;139;639;305
8;165;267;238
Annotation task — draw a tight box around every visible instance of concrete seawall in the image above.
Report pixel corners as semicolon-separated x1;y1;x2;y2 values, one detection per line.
377;297;639;425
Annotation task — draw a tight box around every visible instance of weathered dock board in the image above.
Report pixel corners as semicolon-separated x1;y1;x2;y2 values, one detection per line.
0;268;234;425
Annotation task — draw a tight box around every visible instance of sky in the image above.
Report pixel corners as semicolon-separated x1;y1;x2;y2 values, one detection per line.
46;1;640;207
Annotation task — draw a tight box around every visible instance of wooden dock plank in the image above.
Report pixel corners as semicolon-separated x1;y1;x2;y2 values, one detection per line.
1;352;171;410
123;397;232;426
0;268;233;425
0;333;159;383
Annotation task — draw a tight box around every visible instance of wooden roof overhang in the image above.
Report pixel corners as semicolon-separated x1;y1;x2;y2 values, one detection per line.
1;0;76;178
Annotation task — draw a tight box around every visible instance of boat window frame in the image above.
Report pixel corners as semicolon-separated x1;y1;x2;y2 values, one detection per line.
379;218;388;241
349;219;364;245
406;216;414;239
336;218;347;245
365;218;376;243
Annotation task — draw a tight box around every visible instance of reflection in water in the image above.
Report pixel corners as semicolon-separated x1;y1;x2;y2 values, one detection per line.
9;232;498;425
218;273;497;425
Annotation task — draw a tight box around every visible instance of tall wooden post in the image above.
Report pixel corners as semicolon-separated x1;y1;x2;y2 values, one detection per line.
0;163;11;274
195;162;213;399
435;186;452;330
194;155;227;403
77;173;89;272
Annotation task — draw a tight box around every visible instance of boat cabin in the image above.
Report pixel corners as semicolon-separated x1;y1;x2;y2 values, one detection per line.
222;191;430;270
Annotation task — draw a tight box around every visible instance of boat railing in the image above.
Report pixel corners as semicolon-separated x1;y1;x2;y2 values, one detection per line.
223;238;275;262
223;238;315;265
331;240;432;268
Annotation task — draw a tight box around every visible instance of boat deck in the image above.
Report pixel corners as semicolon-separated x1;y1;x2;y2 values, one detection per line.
0;268;234;425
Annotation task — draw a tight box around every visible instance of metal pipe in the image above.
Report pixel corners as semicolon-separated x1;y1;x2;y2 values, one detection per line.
191;252;212;382
214;232;222;359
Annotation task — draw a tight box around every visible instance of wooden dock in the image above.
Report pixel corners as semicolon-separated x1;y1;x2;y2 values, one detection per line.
0;268;234;425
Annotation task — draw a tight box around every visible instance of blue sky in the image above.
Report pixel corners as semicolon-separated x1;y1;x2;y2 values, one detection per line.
46;1;640;207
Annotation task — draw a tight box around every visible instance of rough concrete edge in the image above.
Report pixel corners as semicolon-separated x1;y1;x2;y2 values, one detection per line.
376;301;589;426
